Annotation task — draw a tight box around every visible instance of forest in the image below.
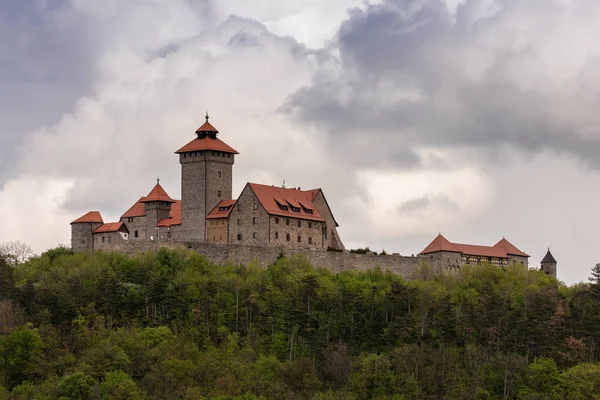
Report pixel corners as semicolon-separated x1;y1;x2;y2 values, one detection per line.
1;245;600;399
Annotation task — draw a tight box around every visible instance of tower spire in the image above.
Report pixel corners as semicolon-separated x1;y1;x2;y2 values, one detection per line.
205;110;209;121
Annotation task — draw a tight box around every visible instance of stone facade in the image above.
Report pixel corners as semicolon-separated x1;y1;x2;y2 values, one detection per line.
207;218;229;243
312;190;344;250
71;222;103;253
144;201;172;240
268;216;324;249
179;149;235;242
120;216;146;242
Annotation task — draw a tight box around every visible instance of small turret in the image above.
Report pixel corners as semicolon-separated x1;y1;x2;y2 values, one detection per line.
541;248;557;278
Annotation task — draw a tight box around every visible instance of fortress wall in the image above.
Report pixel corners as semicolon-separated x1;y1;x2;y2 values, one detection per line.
95;240;429;279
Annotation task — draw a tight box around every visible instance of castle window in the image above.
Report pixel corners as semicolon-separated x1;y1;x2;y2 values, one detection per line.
286;219;290;226
238;204;242;211
253;203;258;210
297;220;301;228
237;234;242;241
237;219;241;225
275;217;279;224
108;236;111;243
135;230;138;238
167;232;171;238
286;233;290;242
253;232;257;239
102;236;105;243
309;237;313;245
220;235;222;240
217;191;221;198
212;152;215;156
297;236;301;243
218;171;222;178
253;217;258;225
213;235;215;241
291;206;300;212
275;232;279;239
184;153;187;158
82;240;85;245
308;222;312;229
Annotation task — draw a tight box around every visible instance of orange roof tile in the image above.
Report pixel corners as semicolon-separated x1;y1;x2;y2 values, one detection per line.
71;211;103;224
249;183;325;222
420;234;461;254
157;200;181;227
141;182;175;203
420;234;529;259
175;137;239;154
453;243;508;258
94;222;127;233
196;120;219;133
494;238;529;257
206;200;236;219
121;197;146;218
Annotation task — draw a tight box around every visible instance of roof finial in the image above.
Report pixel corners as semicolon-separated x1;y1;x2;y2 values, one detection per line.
157;177;160;184
205;110;209;121
282;179;286;189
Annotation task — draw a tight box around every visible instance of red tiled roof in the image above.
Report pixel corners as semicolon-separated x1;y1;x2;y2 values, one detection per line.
94;222;127;233
420;234;461;254
196;120;219;133
453;243;508;258
121;197;146;219
249;183;325;222
141;183;175;203
157;200;181;227
494;238;529;257
206;200;236;219
419;234;529;259
71;211;103;224
175;137;239;155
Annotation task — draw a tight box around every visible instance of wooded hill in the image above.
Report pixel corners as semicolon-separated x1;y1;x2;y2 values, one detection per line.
1;247;600;399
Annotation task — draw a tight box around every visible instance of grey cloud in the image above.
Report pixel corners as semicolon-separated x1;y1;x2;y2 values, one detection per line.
283;0;600;168
0;0;96;180
397;195;458;215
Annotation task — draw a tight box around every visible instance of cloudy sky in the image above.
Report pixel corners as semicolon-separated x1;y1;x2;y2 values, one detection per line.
1;0;599;284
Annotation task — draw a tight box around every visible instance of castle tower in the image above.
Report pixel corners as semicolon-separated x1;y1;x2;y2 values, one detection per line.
70;211;104;252
541;248;557;278
176;114;238;241
141;180;175;240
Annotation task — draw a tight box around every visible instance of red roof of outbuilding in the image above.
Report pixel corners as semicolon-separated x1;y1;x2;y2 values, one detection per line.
249;183;325;222
141;182;175;203
494;238;529;257
157;200;181;227
94;222;127;233
420;234;529;258
71;211;103;224
420;234;461;254
206;200;236;219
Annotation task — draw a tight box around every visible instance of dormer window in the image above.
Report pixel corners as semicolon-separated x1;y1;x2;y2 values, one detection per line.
291;206;300;213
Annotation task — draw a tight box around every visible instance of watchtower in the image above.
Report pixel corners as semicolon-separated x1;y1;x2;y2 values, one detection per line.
541;248;557;278
176;114;238;241
70;211;104;252
141;180;175;240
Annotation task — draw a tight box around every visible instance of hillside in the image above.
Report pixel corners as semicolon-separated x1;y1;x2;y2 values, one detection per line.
1;247;599;399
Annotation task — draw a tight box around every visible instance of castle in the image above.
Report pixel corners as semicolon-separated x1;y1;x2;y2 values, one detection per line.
70;115;557;278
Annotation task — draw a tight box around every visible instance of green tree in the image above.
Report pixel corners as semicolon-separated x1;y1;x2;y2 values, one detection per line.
0;323;43;389
100;370;141;400
58;372;98;399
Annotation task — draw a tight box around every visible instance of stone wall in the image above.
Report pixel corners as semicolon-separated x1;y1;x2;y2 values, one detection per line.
71;222;102;253
268;216;323;249
312;190;345;250
207;218;229;243
120;216;146;242
228;185;270;246
92;239;429;280
144;201;171;240
509;255;529;267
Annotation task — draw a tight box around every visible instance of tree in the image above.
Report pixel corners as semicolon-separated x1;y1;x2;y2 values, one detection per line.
58;372;98;399
0;241;34;267
590;263;600;300
0;323;43;388
100;370;141;400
